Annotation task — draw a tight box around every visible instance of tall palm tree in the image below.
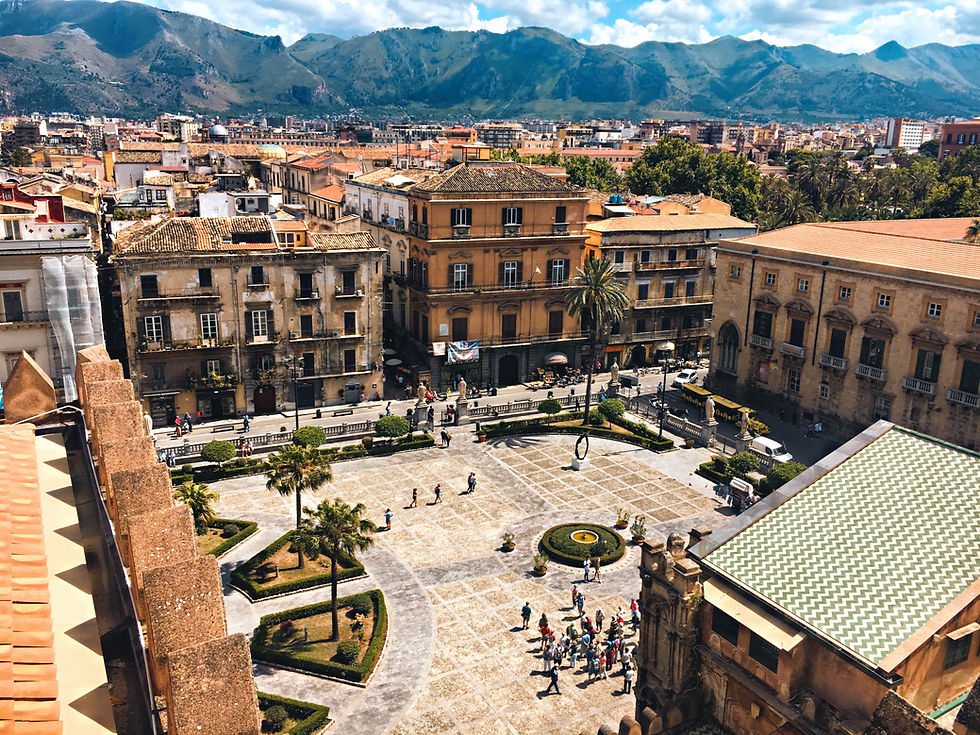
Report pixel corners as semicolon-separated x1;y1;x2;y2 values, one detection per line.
304;498;376;641
966;219;980;243
565;257;629;426
174;481;219;527
265;445;332;568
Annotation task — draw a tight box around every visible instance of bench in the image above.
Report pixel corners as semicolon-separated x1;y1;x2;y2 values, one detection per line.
332;408;354;417
212;424;236;433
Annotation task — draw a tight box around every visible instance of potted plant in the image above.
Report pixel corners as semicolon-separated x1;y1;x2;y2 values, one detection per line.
501;532;516;552
532;553;549;576
614;508;631;529
630;515;647;545
476;430;488;443
685;437;696;448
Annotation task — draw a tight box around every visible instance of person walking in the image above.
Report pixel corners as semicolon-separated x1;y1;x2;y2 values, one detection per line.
384;508;392;531
440;428;449;447
597;650;608;679
445;429;452;447
174;415;182;437
542;643;554;672
544;664;562;695
428;406;435;425
569;640;579;670
583;557;591;582
623;663;634;694
410;488;418;508
183;412;193;433
433;484;442;503
385;402;392;416
577;592;586;618
521;601;532;630
466;472;476;494
596;608;605;633
243;414;251;432
571;585;578;609
594;556;602;584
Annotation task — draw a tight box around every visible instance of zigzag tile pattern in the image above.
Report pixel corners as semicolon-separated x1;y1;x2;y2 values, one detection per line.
707;427;980;664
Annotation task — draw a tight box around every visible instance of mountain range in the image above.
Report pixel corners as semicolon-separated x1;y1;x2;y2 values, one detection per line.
2;0;980;121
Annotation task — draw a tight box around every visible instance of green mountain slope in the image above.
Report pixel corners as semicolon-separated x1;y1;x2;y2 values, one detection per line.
3;0;980;120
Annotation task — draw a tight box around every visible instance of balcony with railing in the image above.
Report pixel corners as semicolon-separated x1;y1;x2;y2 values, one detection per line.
138;337;235;353
295;289;320;301
749;334;773;350
187;372;239;389
856;363;887;381
902;375;937;395
818;353;848;370
0;309;48;325
503;223;522;238
635;258;705;271
422;279;572;295
452;225;471;239
946;387;980;408
137;289;219;306
334;286;364;298
245;330;278;346
481;331;588;347
552;222;569;236
780;342;807;359
633;295;712;309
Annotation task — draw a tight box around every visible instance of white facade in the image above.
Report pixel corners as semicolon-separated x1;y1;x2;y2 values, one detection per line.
886;118;926;151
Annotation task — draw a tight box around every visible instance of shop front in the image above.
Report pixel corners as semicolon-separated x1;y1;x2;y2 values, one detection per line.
145;392;178;427
196;389;236;420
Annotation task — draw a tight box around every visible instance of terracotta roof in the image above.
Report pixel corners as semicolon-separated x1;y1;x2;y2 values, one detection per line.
114;216;274;254
308;231;380;251
118;141;182;151
114;152;162;164
350;167;437;188
730;219;980;281
411;163;579;194
186;143;266;159
587;213;756;233
310;185;345;202
290;155;333;171
142;174;174;186
272;220;307;231
331;162;365;173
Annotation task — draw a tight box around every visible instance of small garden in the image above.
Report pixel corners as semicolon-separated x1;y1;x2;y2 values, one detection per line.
539;522;626;568
697;452;806;496
257;692;330;735
251;590;387;684
195;518;258;557
477;398;674;452
231;530;365;600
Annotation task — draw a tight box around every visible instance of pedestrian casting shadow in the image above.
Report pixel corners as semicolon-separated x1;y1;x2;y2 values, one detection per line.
713;505;738;517
536;691;560;698
488;436;548;449
510;626;524;632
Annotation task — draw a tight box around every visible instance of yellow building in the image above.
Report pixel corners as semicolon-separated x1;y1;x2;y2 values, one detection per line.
710;218;980;449
112;216;385;426
585;214;757;367
402;162;590;388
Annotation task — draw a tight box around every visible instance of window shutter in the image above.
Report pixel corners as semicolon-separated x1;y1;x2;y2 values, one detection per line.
137;317;146;339
563;259;571;279
466;264;473;286
267;309;275;336
546;259;554;282
200;360;207;377
449;263;455;286
245;311;253;339
162;314;172;342
498;262;505;284
517;207;523;224
516;261;523;281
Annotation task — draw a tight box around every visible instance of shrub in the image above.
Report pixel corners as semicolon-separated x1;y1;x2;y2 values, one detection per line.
537;398;562;415
729;451;761;478
501;531;515;549
540;523;626;566
376;414;410;437
292;426;326;448
711;455;730;474
598;398;625;421
257;693;329;735
761;461;807;494
349;596;373;617
533;552;549;572
336;640;361;665
221;523;240;538
200;440;236;466
263;704;288;733
195;522;208;536
615;508;631;526
361;435;373;448
588;408;604;426
630;515;647;541
206;519;258;557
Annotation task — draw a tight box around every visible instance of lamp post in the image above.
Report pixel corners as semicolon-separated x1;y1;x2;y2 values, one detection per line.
284;356;305;432
656;341;675;439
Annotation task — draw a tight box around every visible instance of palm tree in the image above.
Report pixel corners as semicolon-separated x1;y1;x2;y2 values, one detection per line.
778;190;817;227
304;498;376;641
173;481;219;527
565;257;629;426
966;219;980;243
265;445;332;568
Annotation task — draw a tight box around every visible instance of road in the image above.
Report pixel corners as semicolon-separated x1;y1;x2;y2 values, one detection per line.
153;365;842;466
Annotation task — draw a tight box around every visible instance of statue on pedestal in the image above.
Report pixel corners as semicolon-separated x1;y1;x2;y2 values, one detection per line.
704;396;715;423
610;360;619;384
739;409;751;438
457;376;467;401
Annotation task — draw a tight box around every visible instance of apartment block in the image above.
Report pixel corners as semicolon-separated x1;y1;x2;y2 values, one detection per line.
709;218;980;449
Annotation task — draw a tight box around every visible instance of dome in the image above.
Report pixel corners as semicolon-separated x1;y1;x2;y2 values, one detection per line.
208;124;229;139
258;143;287;160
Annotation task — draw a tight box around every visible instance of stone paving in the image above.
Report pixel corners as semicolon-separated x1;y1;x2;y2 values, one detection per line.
210;434;733;735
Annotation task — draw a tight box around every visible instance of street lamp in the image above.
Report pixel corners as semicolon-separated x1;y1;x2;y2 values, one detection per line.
284;355;305;431
655;341;675;439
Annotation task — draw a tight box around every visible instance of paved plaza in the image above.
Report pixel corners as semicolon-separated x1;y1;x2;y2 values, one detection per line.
211;433;732;734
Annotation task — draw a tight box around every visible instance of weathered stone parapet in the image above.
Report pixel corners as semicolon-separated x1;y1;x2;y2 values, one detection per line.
2;351;56;423
127;505;197;621
111;463;175;558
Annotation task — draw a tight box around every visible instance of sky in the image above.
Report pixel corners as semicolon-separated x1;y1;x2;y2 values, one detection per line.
137;0;980;53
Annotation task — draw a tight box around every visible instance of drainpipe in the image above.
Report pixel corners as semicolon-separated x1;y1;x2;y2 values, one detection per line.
744;249;758;347
811;262;829;367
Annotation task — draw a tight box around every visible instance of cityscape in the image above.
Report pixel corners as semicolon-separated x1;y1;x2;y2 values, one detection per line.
1;2;979;735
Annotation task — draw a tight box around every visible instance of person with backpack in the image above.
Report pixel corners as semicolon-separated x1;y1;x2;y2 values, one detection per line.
521;601;532;630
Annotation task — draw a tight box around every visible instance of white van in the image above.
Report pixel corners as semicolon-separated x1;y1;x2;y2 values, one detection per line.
750;436;794;464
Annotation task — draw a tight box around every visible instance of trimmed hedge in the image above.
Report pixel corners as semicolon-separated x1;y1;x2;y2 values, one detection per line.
696;461;760;490
170;433;435;484
230;530;365;600
480;412;674;452
257;692;330;735
251;590;387;684
207;518;259;558
540;523;626;567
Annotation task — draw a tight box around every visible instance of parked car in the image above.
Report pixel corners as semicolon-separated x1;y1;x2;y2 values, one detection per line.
750;436;794;464
672;368;699;389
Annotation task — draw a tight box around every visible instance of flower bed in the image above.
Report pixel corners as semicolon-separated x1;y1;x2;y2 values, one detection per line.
540;523;626;567
251;590;387;684
196;518;258;558
257;692;330;735
230;530;364;600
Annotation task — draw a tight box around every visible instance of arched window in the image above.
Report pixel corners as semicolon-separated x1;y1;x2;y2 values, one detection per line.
719;322;740;374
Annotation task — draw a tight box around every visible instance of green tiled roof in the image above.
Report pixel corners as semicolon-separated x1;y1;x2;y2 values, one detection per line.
705;426;980;665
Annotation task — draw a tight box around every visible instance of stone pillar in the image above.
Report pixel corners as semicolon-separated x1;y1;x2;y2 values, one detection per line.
2;351;56;423
455;396;470;425
701;419;718;448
